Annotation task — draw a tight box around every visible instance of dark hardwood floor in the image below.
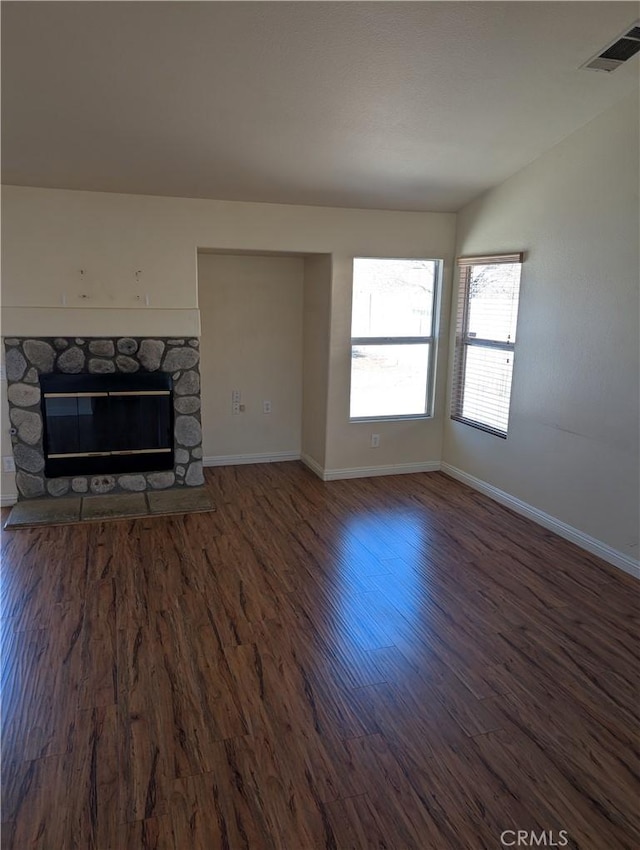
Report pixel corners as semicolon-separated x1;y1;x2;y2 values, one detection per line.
1;462;638;849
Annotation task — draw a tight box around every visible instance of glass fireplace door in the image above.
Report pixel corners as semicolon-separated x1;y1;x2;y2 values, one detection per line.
40;373;174;477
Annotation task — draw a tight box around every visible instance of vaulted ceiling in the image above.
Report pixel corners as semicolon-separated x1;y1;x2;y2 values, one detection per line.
2;1;638;212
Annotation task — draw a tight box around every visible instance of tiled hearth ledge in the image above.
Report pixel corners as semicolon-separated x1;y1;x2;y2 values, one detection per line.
3;336;204;501
4;487;214;529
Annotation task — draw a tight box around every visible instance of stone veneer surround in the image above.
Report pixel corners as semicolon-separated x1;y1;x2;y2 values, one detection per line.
3;336;203;500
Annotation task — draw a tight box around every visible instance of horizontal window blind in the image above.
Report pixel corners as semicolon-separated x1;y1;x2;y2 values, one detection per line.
451;253;523;437
457;253;522;267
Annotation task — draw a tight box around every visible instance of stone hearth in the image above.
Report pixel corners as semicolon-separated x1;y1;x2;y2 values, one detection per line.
4;487;214;529
3;336;203;500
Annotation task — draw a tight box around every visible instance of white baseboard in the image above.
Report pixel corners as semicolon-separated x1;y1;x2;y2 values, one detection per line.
300;453;325;479
322;461;441;482
1;493;18;507
203;451;301;467
440;462;640;580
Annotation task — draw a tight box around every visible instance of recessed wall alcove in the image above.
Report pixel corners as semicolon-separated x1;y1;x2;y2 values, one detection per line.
197;249;332;472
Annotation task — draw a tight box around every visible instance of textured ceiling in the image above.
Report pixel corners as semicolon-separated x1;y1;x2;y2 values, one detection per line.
2;1;639;212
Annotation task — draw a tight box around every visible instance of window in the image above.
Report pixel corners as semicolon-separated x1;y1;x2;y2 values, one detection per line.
350;257;441;420
451;253;523;437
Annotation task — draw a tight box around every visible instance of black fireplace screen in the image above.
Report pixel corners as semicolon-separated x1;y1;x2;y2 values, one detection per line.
40;373;174;477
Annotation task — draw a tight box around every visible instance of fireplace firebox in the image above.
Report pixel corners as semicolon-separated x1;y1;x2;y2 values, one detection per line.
40;373;174;477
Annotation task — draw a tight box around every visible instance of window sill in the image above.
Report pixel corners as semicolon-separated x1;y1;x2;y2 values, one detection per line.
350;414;433;424
450;415;507;439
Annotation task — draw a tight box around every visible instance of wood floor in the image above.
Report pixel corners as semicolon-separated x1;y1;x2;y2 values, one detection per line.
1;463;638;850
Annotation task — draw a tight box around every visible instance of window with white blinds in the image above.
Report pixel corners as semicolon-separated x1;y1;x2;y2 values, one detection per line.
450;253;523;438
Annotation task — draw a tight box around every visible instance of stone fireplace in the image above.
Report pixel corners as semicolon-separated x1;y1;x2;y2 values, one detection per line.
3;336;203;500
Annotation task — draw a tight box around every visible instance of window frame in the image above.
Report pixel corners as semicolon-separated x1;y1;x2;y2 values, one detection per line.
349;257;442;423
450;253;523;438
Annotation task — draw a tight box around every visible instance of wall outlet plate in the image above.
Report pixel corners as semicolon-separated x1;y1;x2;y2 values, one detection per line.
2;456;16;473
371;434;380;448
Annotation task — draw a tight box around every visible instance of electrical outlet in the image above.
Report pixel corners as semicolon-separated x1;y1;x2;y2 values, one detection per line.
2;456;15;473
232;401;241;415
263;400;272;414
231;389;241;404
370;434;380;448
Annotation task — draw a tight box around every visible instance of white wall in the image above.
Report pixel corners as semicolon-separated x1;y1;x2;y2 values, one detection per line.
1;187;200;336
198;253;303;461
302;255;332;469
1;186;456;498
443;94;639;564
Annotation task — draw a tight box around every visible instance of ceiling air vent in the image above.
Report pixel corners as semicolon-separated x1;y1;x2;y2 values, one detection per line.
583;22;640;72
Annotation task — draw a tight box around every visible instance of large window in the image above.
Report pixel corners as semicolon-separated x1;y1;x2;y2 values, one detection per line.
451;253;523;437
350;258;441;420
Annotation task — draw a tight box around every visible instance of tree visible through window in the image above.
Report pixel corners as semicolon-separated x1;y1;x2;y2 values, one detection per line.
451;253;523;437
350;258;441;419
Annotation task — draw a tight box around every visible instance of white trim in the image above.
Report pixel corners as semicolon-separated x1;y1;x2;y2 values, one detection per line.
440;462;640;580
1;493;18;507
300;453;325;479
322;461;441;482
203;451;300;467
2;307;201;337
